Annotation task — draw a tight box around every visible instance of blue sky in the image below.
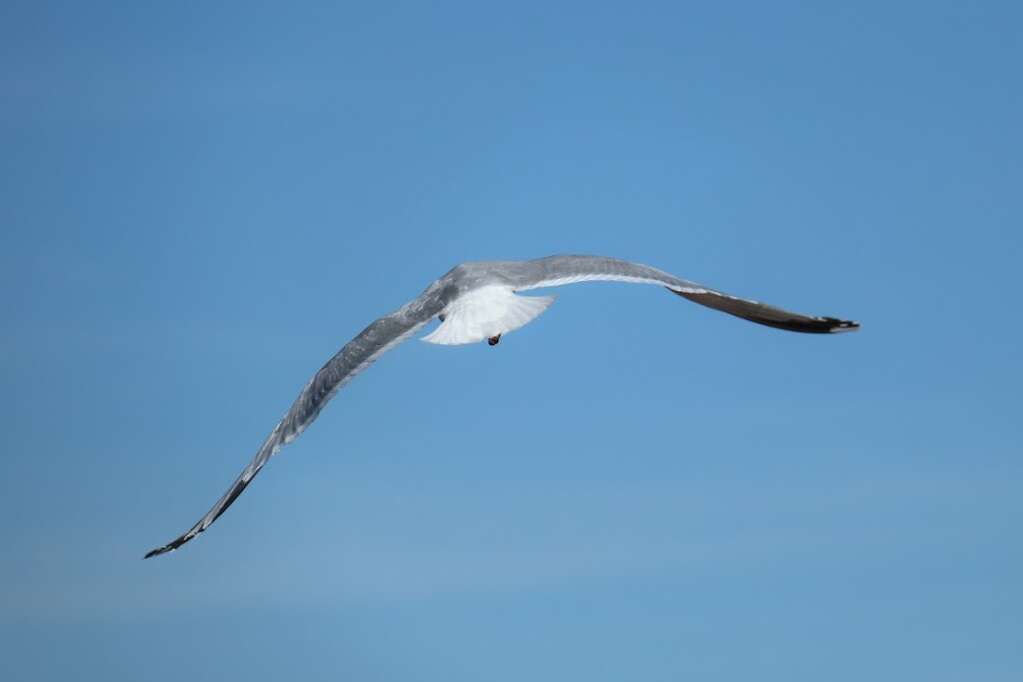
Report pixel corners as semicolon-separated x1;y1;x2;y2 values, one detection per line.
1;1;1020;680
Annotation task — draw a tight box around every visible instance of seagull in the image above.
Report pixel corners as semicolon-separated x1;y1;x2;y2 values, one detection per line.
145;254;858;558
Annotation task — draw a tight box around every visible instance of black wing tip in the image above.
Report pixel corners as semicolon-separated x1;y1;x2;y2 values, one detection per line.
143;532;195;559
143;467;256;559
755;315;861;334
666;287;860;334
825;318;860;333
143;542;179;559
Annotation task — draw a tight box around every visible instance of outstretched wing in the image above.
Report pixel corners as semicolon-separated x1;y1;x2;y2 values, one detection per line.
144;294;442;558
511;255;859;333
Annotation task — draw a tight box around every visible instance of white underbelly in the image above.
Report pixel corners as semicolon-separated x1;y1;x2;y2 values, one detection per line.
421;285;555;345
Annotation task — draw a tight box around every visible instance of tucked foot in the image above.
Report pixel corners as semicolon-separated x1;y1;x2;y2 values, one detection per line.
488;334;501;346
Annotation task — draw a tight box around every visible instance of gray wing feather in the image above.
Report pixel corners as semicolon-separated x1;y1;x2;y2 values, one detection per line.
144;291;443;558
510;255;858;333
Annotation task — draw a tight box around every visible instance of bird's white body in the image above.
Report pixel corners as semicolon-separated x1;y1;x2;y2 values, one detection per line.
421;286;555;345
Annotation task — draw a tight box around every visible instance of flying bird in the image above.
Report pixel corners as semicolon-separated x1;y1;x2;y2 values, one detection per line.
145;255;858;558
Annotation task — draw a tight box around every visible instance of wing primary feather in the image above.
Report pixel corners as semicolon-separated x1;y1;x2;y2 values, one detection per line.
509;255;858;335
666;287;859;334
143;296;439;558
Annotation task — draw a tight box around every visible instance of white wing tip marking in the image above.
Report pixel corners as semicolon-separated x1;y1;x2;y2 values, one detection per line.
829;320;860;333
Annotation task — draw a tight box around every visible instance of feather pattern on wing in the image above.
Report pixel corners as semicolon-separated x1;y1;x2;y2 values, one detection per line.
144;283;449;558
503;255;858;333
